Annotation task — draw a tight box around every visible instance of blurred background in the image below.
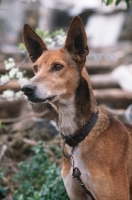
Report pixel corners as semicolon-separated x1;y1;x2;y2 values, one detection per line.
0;0;132;199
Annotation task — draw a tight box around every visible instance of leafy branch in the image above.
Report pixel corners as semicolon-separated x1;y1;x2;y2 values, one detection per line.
102;0;132;9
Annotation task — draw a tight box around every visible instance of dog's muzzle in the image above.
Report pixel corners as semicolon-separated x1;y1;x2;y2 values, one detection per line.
22;84;56;103
22;84;35;97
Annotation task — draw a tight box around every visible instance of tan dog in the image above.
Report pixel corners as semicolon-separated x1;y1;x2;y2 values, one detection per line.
22;16;132;200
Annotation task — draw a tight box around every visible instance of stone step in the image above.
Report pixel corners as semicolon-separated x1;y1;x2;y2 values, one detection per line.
86;60;118;74
90;73;119;89
94;89;132;109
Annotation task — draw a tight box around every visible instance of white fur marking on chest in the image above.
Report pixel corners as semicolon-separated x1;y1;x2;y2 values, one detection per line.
73;146;94;192
62;145;95;199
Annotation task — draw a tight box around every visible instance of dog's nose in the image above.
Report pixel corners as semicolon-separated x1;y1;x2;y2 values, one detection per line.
22;84;35;96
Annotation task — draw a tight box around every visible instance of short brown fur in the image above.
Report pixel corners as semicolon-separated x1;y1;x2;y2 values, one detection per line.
22;16;132;200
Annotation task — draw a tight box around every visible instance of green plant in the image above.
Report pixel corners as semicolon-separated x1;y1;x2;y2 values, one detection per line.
0;120;5;130
0;169;8;198
19;28;66;51
49;144;62;159
13;141;69;200
102;0;132;9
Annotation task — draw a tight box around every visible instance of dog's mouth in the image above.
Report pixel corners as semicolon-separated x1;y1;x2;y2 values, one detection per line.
27;95;56;103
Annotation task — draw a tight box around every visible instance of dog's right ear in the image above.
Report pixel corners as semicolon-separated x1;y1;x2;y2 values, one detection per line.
64;16;89;64
23;24;48;63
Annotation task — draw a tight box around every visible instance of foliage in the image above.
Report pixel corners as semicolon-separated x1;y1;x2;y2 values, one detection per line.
0;169;8;198
13;141;69;200
36;28;66;48
0;121;5;130
102;0;132;9
49;144;62;159
19;28;66;52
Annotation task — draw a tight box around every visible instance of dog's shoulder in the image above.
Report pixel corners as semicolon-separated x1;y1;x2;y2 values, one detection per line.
97;107;132;135
90;107;132;149
82;108;132;168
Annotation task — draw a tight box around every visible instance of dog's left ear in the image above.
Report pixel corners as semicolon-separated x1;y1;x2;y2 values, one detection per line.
64;16;89;62
23;24;48;63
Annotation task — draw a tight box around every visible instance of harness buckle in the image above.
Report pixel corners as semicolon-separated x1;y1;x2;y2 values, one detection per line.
72;167;81;178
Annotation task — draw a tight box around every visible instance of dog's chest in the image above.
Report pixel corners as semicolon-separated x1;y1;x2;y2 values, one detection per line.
62;146;95;200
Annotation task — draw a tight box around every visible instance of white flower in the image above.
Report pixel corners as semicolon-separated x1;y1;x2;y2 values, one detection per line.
2;90;15;101
56;35;66;46
47;41;55;48
4;58;15;70
15;91;23;99
8;58;14;62
0;75;10;83
2;90;24;101
18;77;28;87
5;62;15;70
9;68;19;78
45;37;53;44
16;71;23;79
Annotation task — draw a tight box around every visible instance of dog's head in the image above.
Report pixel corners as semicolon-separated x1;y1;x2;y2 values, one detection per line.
22;16;89;104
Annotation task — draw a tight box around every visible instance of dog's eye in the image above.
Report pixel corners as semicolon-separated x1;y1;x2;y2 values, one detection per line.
53;64;64;71
33;65;38;73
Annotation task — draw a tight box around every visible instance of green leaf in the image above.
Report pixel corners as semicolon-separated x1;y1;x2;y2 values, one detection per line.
33;191;40;200
13;141;69;200
35;28;44;38
18;194;24;200
106;0;113;5
27;197;35;200
115;0;122;5
0;120;4;129
19;43;26;51
0;170;3;180
126;0;131;8
0;185;8;197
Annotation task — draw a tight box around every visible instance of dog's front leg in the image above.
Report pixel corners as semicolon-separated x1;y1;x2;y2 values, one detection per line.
62;174;94;200
62;173;97;200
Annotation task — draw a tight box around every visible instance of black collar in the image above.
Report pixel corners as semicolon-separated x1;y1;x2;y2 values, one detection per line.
60;111;98;147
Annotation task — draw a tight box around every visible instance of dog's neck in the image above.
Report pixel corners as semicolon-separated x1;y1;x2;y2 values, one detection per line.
51;68;97;136
54;96;77;135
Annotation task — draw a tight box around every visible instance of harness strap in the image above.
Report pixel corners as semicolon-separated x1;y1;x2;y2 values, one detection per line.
61;138;74;158
72;167;96;200
61;111;98;200
61;139;96;200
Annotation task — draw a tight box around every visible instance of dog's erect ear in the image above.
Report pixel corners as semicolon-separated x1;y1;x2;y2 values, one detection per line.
64;16;89;61
23;24;48;63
